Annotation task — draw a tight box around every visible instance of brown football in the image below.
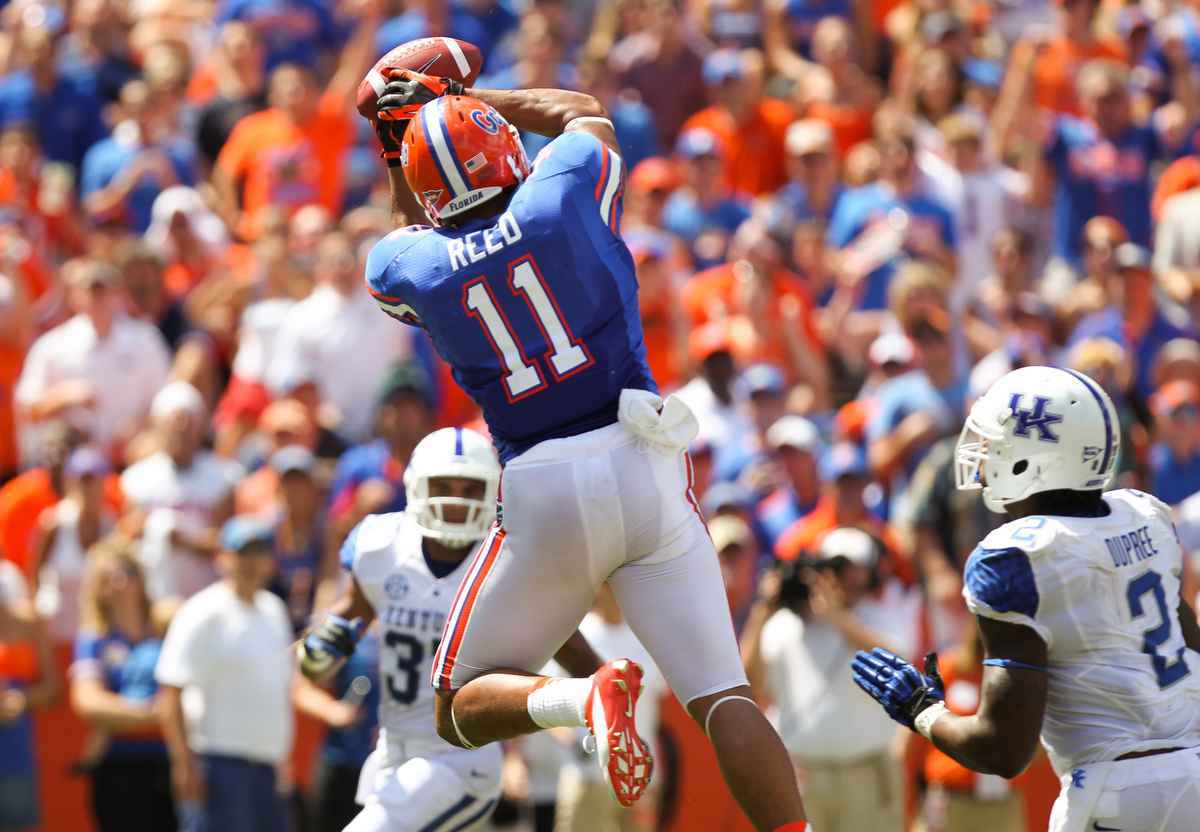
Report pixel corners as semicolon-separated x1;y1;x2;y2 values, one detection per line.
357;37;483;120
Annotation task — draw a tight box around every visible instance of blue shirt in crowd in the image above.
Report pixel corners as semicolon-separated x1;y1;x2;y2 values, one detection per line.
73;632;167;761
1150;443;1200;506
80;136;197;232
216;0;340;71
0;70;108;171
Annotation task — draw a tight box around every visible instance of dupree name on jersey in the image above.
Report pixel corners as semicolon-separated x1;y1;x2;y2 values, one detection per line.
1105;524;1160;568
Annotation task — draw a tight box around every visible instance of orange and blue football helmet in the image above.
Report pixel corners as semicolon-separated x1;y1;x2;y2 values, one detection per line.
402;95;532;226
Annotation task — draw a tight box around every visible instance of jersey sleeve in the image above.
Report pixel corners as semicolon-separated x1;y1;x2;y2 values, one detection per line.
532;130;626;234
364;228;428;327
962;544;1052;645
339;521;363;572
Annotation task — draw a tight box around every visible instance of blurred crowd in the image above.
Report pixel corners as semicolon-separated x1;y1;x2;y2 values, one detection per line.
1;0;1200;830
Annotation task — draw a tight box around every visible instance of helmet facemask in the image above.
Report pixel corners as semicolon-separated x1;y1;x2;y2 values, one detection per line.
406;474;497;548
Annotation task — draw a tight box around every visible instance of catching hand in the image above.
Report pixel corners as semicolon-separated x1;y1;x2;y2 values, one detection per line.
851;648;944;730
298;615;364;680
376;71;465;122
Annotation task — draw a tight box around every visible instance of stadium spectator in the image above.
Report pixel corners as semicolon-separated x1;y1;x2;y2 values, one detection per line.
14;259;170;460
674;322;751;451
265;445;328;632
662;128;750;267
767;119;843;231
267;231;416;442
681;49;796;196
627;230;690;390
1026;0;1128;118
214;0;341;73
80;79;198;234
827;111;956;312
710;514;761;630
193;23;268;168
0;269;29;482
70;539;176;832
1154;183;1200;271
753;415;823;551
141;188;231;303
1148;380;1200;506
0;28;108;172
156;517;293;832
0;557;57;832
28;447;116;647
789;17;881;159
1069;242;1195;399
115;242;194;350
58;0;140;105
741;526;919;832
575;58;660;170
120;382;241;600
232;399;318;515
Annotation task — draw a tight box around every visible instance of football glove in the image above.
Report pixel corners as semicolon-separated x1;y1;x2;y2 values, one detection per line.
374;117;407;168
376;71;465;123
851;648;945;730
298;614;365;679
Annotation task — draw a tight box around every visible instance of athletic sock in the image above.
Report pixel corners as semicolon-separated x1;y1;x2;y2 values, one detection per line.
527;677;591;729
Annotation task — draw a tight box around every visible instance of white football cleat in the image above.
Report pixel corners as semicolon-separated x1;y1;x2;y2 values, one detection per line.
585;658;654;807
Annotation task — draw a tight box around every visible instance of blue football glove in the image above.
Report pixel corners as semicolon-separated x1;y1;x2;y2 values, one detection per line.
851;648;945;730
298;614;364;680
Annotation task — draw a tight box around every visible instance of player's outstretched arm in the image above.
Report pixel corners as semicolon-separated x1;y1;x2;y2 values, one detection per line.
852;616;1047;779
296;576;377;683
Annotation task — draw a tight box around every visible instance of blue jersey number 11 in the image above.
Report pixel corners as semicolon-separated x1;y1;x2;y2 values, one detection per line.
464;255;592;401
1126;570;1191;689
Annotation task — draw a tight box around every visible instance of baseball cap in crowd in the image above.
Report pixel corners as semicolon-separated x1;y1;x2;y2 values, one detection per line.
703;49;746;85
818;526;878;567
1151;380;1200;417
738;363;786;399
785;120;833;157
675;128;721;160
151;380;206;422
220;516;275;554
625;228;675;265
869;332;915;368
378;362;435;410
709;514;754;553
64;446;111;479
766;415;821;454
630;157;681;195
66;260;121;290
819;442;868;482
270;445;315;476
702;481;755;517
1114;242;1152;272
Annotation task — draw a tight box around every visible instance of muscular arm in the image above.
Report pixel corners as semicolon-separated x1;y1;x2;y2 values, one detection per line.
926;616;1048;778
1179;598;1200;653
297;575;376;683
462;87;619;154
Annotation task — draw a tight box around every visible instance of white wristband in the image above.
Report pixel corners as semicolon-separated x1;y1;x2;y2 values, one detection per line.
565;116;614;132
914;702;949;740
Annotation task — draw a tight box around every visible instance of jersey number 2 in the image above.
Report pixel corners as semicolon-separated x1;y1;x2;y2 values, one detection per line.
464;256;592;401
1126;570;1190;689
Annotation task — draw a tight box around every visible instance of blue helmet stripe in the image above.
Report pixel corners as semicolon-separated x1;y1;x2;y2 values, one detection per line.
419;105;456;197
1060;367;1114;478
436;98;473;189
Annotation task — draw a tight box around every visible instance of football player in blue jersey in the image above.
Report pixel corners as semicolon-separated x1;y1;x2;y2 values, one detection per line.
306;71;808;830
852;366;1200;832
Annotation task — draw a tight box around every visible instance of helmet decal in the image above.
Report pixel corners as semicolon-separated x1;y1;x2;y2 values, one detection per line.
1006;394;1064;442
470;109;502;134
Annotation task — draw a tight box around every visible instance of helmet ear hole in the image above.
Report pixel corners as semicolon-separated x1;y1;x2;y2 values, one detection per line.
1012;460;1028;476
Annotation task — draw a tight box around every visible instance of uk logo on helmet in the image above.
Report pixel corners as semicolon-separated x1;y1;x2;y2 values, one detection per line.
1008;394;1063;442
470;109;502;134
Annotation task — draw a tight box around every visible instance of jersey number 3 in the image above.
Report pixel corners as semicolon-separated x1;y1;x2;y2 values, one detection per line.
1127;570;1191;689
464;255;593;401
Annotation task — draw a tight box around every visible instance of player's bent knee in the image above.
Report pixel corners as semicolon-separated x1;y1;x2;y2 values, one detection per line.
686;685;761;737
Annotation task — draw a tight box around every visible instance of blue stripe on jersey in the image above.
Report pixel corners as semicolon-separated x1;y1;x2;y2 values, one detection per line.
419;794;475;832
339;521;364;571
420;105;458;197
964;545;1039;619
437;98;472;190
446;798;498;832
454;427;463;456
1061;367;1114;478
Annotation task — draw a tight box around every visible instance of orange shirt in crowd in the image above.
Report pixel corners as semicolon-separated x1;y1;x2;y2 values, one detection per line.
1151;154;1200;221
680;98;797;196
774;495;912;583
216;90;353;239
0;468;58;573
1033;38;1128;117
804;100;873;158
0;345;21;474
682;264;822;379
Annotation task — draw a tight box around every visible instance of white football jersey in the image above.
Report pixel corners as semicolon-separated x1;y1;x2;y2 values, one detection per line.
345;511;500;767
964;489;1200;774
